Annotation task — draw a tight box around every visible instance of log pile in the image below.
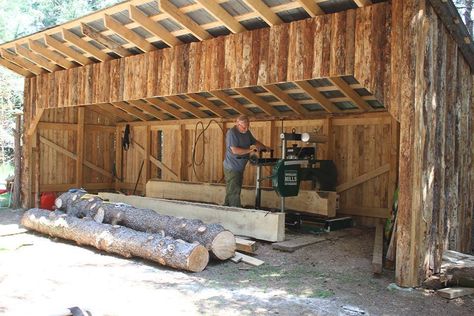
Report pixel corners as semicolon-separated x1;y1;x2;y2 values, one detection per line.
21;209;209;272
55;191;236;260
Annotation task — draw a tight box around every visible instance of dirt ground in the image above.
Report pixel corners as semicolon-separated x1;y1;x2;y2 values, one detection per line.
1;208;473;316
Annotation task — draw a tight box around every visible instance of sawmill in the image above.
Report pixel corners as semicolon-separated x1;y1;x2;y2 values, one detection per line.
0;0;472;291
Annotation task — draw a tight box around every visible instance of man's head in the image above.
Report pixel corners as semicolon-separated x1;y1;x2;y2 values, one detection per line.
236;115;250;133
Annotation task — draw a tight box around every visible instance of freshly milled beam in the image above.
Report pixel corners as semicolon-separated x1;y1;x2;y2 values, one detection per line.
166;95;208;118
0;48;44;75
263;84;309;116
0;57;33;77
296;0;324;17
187;93;227;117
210;90;254;116
329;77;371;111
129;5;181;47
104;14;155;52
44;34;91;66
146;98;187;119
88;104;119;122
15;44;61;72
81;23;132;57
242;0;283;26
111;101;149;121
158;0;211;41
295;81;341;113
234;88;279;116
28;39;75;69
128;99;167;120
97;103;136;121
194;0;245;33
62;28;112;62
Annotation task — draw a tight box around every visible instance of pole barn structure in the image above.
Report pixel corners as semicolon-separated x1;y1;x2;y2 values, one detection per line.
0;0;472;287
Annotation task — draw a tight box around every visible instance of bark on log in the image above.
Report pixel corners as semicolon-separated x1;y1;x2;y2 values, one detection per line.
55;191;236;260
21;209;209;272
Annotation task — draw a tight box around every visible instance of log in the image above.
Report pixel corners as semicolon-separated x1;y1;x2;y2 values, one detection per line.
21;209;209;272
55;191;236;260
441;250;474;287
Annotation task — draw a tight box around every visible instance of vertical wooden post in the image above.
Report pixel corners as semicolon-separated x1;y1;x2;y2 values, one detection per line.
387;118;399;211
144;125;151;185
324;117;334;160
179;124;187;181
76;107;85;188
12;114;22;208
34;132;40;208
115;126;122;191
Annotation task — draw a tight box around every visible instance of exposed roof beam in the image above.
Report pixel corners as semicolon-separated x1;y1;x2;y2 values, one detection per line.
15;44;61;72
81;23;131;57
210;90;254;116
104;14;155;52
187;93;228;117
158;0;211;41
0;56;33;77
353;0;373;7
296;81;341;113
194;0;245;33
241;0;283;26
263;84;309;116
234;88;279;116
146;98;187;119
0;48;45;75
111;101;149;121
44;34;91;66
128;99;167;120
97;103;136;121
62;28;112;62
28;39;75;69
129;5;181;47
166;95;208;118
296;0;324;17
329;77;371;111
88;104;120;122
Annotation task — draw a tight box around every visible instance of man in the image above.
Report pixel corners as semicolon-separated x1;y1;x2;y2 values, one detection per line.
223;115;270;207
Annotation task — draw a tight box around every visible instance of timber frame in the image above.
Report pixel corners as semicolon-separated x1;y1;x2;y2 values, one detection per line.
2;0;473;288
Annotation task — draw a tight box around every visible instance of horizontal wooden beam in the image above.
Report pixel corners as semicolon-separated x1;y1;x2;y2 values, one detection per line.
44;34;91;66
242;0;283;26
111;101;149;121
166;95;208;118
0;48;44;75
0;56;33;77
37;122;116;132
296;0;324;17
15;44;61;72
80;23;131;57
62;28;112;62
296;81;341;113
187;93;227;117
263;84;309;116
146;98;186;119
104;14;155;52
235;88;279;116
194;0;245;33
210;90;254;116
97;103;136;121
28;39;75;69
329;77;371;111
128;99;167;120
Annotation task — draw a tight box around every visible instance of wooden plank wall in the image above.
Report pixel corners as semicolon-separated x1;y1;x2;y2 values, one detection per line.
394;0;474;287
24;3;391;112
115;113;397;220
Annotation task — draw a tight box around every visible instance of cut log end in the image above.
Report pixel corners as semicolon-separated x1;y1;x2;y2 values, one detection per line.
55;198;62;209
187;244;210;272
211;230;236;260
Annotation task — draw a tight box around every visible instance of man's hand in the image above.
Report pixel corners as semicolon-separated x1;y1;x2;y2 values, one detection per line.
249;145;258;153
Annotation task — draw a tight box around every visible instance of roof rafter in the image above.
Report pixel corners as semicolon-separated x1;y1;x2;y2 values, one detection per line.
15;44;61;72
111;101;149;121
354;0;373;7
44;34;91;66
329;77;371;111
62;28;112;62
187;93;227;117
263;84;309;116
0;56;33;77
28;39;75;69
234;87;279;116
210;90;254;116
88;104;120;122
128;99;168;120
104;14;155;52
296;0;324;17
194;0;245;33
296;81;341;113
145;98;186;119
166;95;208;118
241;0;283;26
129;5;181;47
0;48;45;75
97;103;136;121
81;23;131;57
158;0;211;41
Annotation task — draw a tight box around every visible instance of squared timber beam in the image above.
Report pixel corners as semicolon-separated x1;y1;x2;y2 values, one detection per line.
329;77;371;111
263;84;309;116
44;34;92;66
242;0;283;26
104;14;155;52
81;23;131;57
296;81;341;113
194;0;245;33
210;90;254;116
158;0;211;41
187;93;227;117
15;44;61;72
296;0;324;17
145;98;186;119
0;57;33;77
97;103;136;121
234;88;279;116
166;95;208;118
28;39;75;69
354;0;373;7
128;99;167;120
0;48;45;75
62;28;112;62
111;101;149;121
129;5;181;47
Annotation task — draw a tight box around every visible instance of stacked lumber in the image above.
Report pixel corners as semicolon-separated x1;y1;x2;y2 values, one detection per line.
55;191;236;260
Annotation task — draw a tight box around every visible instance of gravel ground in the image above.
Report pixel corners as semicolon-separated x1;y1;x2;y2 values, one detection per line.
0;208;473;316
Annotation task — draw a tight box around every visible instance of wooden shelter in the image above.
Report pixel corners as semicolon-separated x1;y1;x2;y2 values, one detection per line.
1;0;472;287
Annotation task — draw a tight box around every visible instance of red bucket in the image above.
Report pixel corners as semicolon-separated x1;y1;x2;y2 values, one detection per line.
40;192;56;210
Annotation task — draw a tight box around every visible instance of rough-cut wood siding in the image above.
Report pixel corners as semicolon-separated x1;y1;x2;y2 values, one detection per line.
395;0;474;287
24;3;391;110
